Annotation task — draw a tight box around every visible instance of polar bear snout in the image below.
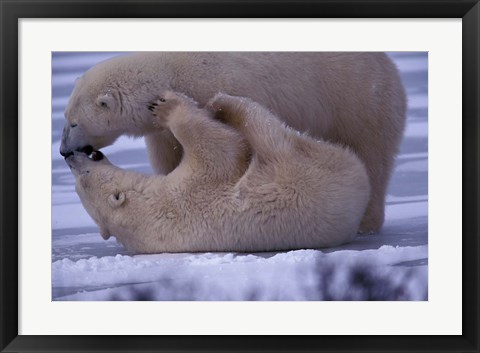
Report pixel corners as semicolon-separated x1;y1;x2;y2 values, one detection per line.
65;150;106;175
65;153;87;171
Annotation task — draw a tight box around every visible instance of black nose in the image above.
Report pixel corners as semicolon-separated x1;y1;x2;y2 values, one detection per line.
91;150;104;161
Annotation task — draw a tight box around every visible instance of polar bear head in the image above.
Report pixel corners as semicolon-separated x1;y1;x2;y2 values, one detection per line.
59;54;174;158
66;150;128;240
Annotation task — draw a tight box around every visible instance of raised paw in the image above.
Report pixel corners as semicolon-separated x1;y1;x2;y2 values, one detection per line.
208;93;244;112
148;91;198;128
148;96;176;127
207;93;253;128
147;98;166;111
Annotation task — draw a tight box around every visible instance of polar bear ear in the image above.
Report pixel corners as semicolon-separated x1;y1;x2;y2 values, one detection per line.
108;192;126;208
96;92;116;110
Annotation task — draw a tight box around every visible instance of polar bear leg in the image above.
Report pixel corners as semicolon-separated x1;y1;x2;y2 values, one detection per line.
208;93;294;160
145;129;183;175
150;92;248;177
357;148;391;233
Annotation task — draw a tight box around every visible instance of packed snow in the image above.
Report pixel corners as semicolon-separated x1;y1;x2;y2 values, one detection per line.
52;52;428;301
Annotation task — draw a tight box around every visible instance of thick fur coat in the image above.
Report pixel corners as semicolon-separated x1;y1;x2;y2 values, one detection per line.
67;93;370;253
61;52;405;232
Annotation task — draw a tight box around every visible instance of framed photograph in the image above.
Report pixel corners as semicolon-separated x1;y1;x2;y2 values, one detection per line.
1;1;478;352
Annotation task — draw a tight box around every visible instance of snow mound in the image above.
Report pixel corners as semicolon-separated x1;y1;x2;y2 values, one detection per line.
53;246;427;301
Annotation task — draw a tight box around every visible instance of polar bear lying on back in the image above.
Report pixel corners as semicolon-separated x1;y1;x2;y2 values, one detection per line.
67;92;370;253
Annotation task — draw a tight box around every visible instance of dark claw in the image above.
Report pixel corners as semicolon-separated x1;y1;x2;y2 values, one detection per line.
148;105;155;111
158;98;166;102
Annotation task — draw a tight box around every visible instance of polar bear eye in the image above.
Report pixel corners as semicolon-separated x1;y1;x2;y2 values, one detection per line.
70;123;78;128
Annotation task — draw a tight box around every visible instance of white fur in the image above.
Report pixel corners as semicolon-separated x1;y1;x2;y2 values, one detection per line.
61;52;405;232
68;93;370;253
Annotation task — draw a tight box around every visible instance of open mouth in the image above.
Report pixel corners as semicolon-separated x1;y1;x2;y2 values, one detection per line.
78;145;94;156
61;145;93;159
79;146;104;161
64;146;104;162
90;150;104;161
81;148;104;161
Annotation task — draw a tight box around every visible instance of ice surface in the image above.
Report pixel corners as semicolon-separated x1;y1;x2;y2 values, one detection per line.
51;52;428;301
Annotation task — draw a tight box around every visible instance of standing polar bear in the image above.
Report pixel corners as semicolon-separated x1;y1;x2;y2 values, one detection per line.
67;92;370;253
60;52;406;233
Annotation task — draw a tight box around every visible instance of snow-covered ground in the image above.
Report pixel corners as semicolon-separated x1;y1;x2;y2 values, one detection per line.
52;52;428;301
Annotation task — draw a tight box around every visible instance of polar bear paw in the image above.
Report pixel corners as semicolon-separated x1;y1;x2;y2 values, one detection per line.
148;91;198;128
207;93;254;128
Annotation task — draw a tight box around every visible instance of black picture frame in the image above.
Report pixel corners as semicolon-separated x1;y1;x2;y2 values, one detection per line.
1;1;479;352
